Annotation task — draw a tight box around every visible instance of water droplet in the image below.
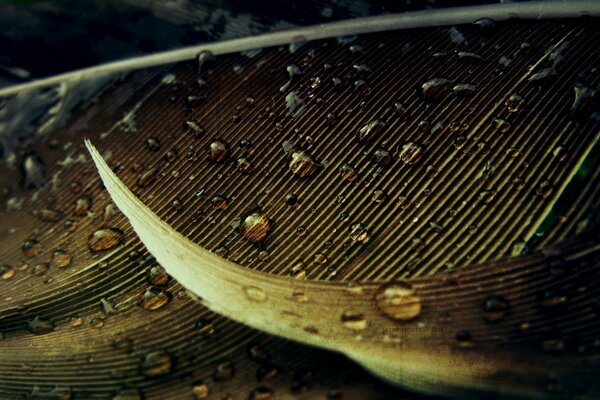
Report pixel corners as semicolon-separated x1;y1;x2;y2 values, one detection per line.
553;145;567;161
142;288;172;311
340;164;358;182
537;180;553;198
289;150;318;177
372;189;387;203
482;295;509;322
195;318;215;336
285;194;298;206
570;83;596;117
88;228;125;252
258;250;270;261
213;360;235;381
90;316;105;328
145;137;161;151
136;165;160;188
141;351;173;377
51;249;72;268
27;316;54;335
36;208;63;222
528;67;557;83
211;195;228;210
197;50;215;74
313;253;328;265
290;261;306;279
249;386;274;400
147;265;170;286
398;142;423;165
192;382;209;399
33;262;49;275
22;239;42;258
74;195;92;216
208;140;230;163
455;330;473;347
372;148;392;166
244;286;267;303
340;312;367;330
236;157;253;174
375;282;421;321
349;223;369;242
506;94;525;112
239;211;271;243
421;78;451;100
457;51;483;63
478;190;496;204
452;83;477;97
493;118;511;133
113;389;143;400
357;120;385;143
20;152;46;189
1;265;15;280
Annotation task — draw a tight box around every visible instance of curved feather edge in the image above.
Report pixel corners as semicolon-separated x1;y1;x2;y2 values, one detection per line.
86;139;600;400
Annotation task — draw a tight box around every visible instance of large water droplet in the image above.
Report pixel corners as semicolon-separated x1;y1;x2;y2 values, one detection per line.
289;150;318;177
88;228;125;252
375;282;421;321
240;211;271;243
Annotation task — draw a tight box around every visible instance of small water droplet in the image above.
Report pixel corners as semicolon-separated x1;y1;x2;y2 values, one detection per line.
22;239;42;258
239;211;271;243
357;120;385;143
493;118;511;133
340;312;367;330
1;265;15;280
145;137;161;151
211;195;228;210
142;288;172;311
244;286;267;303
289;150;318;177
340;164;358;182
398;142;423;165
147;265;170;286
74;195;92;216
506;94;525;112
452;83;477;97
375;282;421;321
36;208;63;222
88;228;125;252
20;152;46;190
27;316;54;335
537;180;553;198
192;382;209;399
51;249;72;268
349;223;369;242
482;295;509;322
213;360;235;381
141;351;173;377
136;165;160;188
421;78;451;100
208;140;230;162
